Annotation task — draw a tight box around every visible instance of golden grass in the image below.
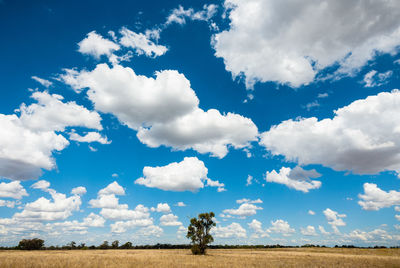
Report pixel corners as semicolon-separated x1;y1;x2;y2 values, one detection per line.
0;248;399;268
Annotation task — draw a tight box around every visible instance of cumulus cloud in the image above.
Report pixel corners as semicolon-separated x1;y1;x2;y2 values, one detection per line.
13;188;82;221
363;70;393;88
265;166;321;193
213;0;400;88
71;186;86;196
300;225;317;236
135;157;222;192
31;180;50;191
151;203;171;213
223;203;262;217
69;131;111;144
358;183;400;210
308;210;315;215
267;219;295;236
159;213;182;226
248;219;269;238
0;181;28;199
323;208;346;233
78;31;120;59
260;90;400;176
318;225;330;235
119;27;167;58
31;76;52;88
166;4;218;25
212;222;246;238
61;64;258;158
89;181;152;225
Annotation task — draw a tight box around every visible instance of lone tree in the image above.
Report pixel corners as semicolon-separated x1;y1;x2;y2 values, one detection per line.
18;238;44;250
186;212;216;255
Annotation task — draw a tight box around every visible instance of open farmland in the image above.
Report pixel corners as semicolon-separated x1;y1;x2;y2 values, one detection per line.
0;248;399;268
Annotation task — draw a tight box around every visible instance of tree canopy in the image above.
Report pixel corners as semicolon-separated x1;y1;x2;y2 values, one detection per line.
186;212;216;255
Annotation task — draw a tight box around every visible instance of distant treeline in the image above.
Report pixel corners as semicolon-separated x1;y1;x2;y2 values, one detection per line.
0;239;398;250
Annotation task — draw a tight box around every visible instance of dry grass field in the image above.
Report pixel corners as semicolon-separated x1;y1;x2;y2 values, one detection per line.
0;248;399;268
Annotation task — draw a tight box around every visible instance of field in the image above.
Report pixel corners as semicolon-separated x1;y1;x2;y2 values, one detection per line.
0;248;400;268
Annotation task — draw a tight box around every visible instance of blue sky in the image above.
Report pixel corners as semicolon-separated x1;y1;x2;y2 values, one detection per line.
0;0;400;247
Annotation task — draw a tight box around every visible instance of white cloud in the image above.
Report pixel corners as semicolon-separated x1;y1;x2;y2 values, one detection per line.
318;225;330;235
267;219;295;236
159;213;182;226
246;175;253;186
61;63;197;126
136;225;163;237
395;215;400;221
166;4;218;25
300;225;317;236
71;186;86;196
223;203;262;217
13;188;82;221
265;166;321;193
151;203;171;213
69;131;111;144
308;210;315;216
31;76;52;88
358;183;400;210
248;219;269;238
323;208;346;233
78;31;120;59
0;181;28;199
137;108;258;158
213;0;400;88
135;157;221;192
98;181;125;196
212;222;246;238
31;180;50;191
304;100;320;111
0;90;103;181
363;70;393;88
260;90;400;175
19;91;102;132
0;199;15;208
206;178;226;192
236;198;262;204
317;93;329;99
395;206;400;212
346;228;394;242
119;27;167;58
175;202;186;207
61;64;258;158
82;213;105;227
110;218;153;233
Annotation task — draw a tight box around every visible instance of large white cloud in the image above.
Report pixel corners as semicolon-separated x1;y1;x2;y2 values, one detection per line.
265;166;321;193
61;64;258;158
135;157;222;192
260;90;400;175
213;0;400;88
248;219;269;238
0;91;104;181
61;63;198;127
137;108;258;158
358;183;400;211
0;181;28;199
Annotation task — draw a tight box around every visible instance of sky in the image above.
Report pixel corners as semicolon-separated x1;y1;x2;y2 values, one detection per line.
0;0;400;247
